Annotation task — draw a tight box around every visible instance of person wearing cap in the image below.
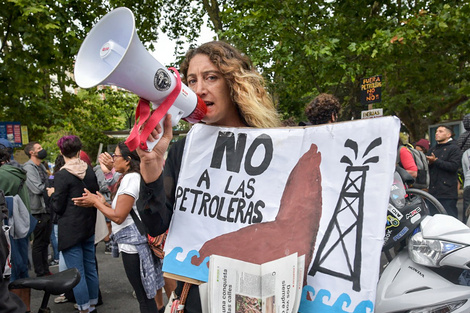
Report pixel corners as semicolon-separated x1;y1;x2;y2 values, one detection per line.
414;138;430;154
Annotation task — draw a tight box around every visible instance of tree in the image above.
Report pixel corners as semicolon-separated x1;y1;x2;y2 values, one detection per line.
215;0;470;140
2;0;469;150
0;0;178;160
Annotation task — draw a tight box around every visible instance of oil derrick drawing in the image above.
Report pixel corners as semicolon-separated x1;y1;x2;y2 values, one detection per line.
309;137;382;292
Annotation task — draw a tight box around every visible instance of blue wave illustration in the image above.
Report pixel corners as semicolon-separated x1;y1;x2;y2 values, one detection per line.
299;286;374;313
162;247;211;282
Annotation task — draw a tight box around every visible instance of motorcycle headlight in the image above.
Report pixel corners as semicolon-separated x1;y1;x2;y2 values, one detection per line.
407;300;466;312
408;230;465;267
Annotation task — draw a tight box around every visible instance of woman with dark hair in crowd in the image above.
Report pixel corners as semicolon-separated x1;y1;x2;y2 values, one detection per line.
73;142;164;313
51;135;100;313
304;93;341;125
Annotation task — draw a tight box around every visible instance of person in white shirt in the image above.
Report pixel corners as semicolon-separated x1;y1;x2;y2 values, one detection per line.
73;142;164;313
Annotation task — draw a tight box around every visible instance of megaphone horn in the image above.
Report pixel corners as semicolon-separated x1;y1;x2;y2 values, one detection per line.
74;7;206;151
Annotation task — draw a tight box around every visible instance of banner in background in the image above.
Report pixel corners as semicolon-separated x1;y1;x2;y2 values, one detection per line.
0;122;23;147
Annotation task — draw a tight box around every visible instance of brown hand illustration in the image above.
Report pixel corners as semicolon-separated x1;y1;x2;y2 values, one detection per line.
191;144;323;284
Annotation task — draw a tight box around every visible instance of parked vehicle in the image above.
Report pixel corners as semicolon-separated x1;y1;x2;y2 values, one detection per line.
9;268;80;313
376;169;470;313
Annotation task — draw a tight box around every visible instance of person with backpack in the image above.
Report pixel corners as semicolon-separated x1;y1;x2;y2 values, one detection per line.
398;139;431;190
398;140;417;177
414;139;430;154
408;145;430;190
1;204;26;313
0;143;33;311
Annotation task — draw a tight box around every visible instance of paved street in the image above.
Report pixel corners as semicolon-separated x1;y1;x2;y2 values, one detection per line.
27;198;466;312
30;241;156;312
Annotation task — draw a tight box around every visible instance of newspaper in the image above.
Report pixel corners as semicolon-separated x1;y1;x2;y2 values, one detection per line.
202;253;305;313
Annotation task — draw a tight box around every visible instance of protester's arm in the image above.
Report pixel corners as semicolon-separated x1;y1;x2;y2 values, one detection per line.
73;188;134;225
399;147;418;178
98;152;114;174
51;172;68;215
137;115;173;183
137;176;172;236
136;115;174;237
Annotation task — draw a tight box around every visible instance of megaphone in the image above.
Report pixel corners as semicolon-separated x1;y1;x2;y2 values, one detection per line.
74;7;206;151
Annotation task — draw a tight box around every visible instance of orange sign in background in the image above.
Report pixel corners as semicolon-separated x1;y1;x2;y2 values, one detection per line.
360;75;382;105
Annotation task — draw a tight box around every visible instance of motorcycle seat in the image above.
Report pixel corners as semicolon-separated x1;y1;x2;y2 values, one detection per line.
9;268;80;295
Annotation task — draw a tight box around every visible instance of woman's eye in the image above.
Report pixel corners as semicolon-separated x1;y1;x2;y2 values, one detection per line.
188;79;196;85
207;75;217;81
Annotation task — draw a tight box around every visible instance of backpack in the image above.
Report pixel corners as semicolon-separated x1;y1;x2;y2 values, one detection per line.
404;144;430;189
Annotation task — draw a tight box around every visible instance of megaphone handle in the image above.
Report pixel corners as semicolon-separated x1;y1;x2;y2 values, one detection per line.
125;67;182;151
143;118;165;152
125;98;152;151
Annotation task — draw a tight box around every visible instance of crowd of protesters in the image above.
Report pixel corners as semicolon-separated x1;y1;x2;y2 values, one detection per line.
0;40;469;313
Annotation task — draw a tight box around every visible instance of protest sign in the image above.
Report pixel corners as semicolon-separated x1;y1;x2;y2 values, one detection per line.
0;122;23;147
163;116;400;312
360;75;382;105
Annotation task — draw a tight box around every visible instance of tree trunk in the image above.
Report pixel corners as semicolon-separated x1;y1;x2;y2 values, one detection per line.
202;0;223;33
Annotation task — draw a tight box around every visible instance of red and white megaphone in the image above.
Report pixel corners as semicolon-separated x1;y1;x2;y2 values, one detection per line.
74;7;206;151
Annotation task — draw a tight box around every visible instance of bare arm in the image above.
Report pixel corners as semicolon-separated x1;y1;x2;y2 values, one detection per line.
406;169;417;178
72;189;134;224
136;114;173;183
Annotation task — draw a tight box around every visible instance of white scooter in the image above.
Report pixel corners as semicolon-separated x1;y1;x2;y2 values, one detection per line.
376;171;470;313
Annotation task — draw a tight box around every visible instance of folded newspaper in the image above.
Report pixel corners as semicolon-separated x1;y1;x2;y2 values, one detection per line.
201;253;305;313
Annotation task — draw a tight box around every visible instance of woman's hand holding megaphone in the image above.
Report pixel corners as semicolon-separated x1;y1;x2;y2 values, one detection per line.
136;114;173;184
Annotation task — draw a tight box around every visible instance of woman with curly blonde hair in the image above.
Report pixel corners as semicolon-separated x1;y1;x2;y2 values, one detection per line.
136;41;280;313
180;41;280;129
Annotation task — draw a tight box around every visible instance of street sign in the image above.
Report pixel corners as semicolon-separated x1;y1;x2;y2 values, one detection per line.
361;108;383;119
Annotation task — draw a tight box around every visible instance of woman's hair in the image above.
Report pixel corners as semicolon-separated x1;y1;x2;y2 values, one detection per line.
54;155;65;173
117;142;140;175
57;135;82;158
111;142;141;200
180;41;280;128
305;93;341;125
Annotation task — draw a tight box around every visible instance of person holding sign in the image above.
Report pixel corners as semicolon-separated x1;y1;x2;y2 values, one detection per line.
136;41;280;313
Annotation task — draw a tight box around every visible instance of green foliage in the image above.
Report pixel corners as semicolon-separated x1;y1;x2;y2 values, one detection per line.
1;0;168;161
1;0;469;152
217;0;470;139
